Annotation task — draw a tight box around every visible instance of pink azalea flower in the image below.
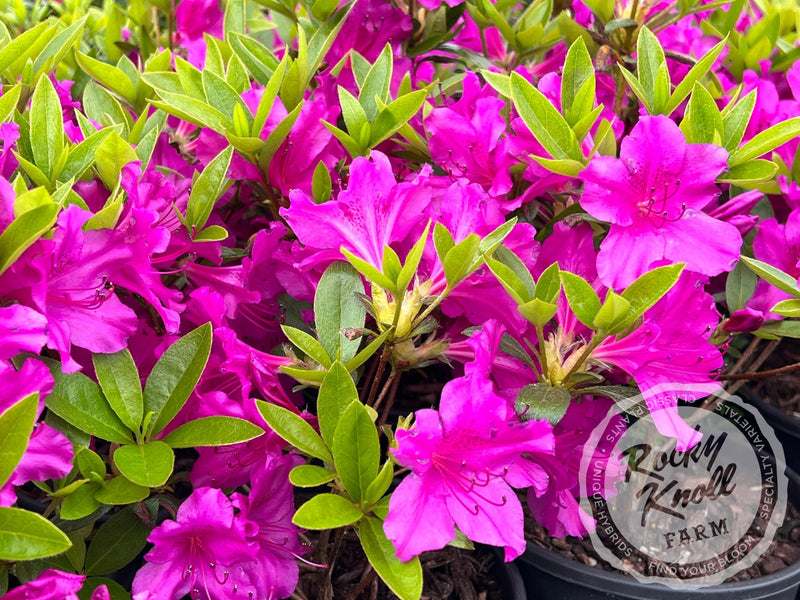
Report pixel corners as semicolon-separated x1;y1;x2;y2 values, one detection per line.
174;0;224;68
0;569;109;600
384;345;553;561
132;488;258;600
580;115;741;289
281;151;431;270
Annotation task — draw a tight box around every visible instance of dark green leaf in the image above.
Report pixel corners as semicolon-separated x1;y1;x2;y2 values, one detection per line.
314;262;367;363
726;259;758;312
85;508;150;576
516;383;571;424
143;323;213;437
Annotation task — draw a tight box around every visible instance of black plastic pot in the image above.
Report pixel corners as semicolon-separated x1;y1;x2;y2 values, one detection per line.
496;553;527;599
743;394;800;473
516;470;800;600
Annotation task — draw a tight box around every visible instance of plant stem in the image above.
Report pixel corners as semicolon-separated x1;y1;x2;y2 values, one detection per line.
724;338;781;396
378;371;403;428
373;369;397;412
366;346;389;407
346;564;377;600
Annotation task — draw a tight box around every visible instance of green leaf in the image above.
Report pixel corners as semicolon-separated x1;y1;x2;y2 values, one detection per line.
359;44;393;121
515;383;571;425
29;76;64;180
203;69;250;123
282;325;332;368
289;464;336;487
82;82;131;135
619;67;650;113
718;159;778;185
518;298;559;327
345;327;393;372
433;222;455;262
143;323;213;437
364;460;394;507
358;516;423;600
593;291;631;333
59;128;114;183
665;37;728;115
729;117;800;166
723;90;756;152
75;52;138;106
726;259;758;312
562;37;595;126
757;320;800;339
510;72;580;161
229;32;278;86
535;262;561;302
47;368;134;444
318;361;359;446
60;484;101;520
85;508;150;576
618;263;684;328
185;146;233;231
396;222;430;294
76;449;107;480
371;90;427;147
740;256;800;298
312;161;332;203
260;100;304;165
637;27;667;112
93;349;143;434
94;132;137;189
292;493;363;529
0;507;72;561
0;392;38;488
559;271;601;328
0;21;49;75
256;401;332;462
93;476;149;505
0;85;21;124
314;262;367;364
771;298;800;318
443;234;481;286
339;86;368;140
193;225;229;242
332;400;379;502
161;417;263;448
681;83;723;144
113;442;174;488
150;91;231;131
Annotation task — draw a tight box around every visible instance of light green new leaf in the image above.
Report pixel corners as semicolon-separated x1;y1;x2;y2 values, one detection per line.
0;507;72;561
637;27;667;111
314;262;366;364
333;400;379;502
718;159;778;185
94;132;137;190
771;299;800;318
511;72;580;161
723;90;756;152
618;263;684;330
559;271;601;328
256;400;332;462
60;484;101;520
293;493;363;529
359;516;423;600
740;256;800;298
94;476;149;505
75;52;138;106
729;117;800;166
30;76;64;180
143;323;213;437
289;464;336;487
0;203;59;277
93;349;143;433
59;128;114;183
0;392;38;488
561;37;595;126
371;90;427;147
113;441;174;488
681;83;723;144
76;448;106;479
161;416;263;448
282;325;332;368
318;361;359;446
359;44;393;121
186;146;233;232
665;37;728;115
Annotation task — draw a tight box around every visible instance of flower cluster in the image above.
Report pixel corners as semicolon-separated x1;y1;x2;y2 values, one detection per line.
1;0;799;598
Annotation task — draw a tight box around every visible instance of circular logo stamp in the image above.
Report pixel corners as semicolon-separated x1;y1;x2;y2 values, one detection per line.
579;385;787;589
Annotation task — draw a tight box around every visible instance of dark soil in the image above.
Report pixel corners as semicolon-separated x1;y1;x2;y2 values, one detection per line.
523;500;800;583
294;532;508;600
738;337;800;420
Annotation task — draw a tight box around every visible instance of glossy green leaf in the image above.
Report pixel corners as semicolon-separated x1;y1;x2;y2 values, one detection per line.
93;476;149;505
535;262;561;302
85;508;150;576
161;417;263;448
637;27;667;112
771;299;800;318
75;52;137;106
113;441;174;488
618;263;684;329
559;271;601;328
60;484;101;520
93;349;143;433
371;90;426;147
256;401;332;462
740;256;800;298
0;22;49;75
665;37;728;115
516;383;571;424
292;493;362;529
726;259;758;312
511;72;580;161
359;44;393;121
729;117;800;166
443;234;481;287
561;37;595;126
289;464;336;488
359;516;423;600
59;129;114;183
193;225;229;242
281;325;332;368
363;460;394;507
29;76;64;179
186;146;233;231
94;132;137;189
76;448;106;479
82;83;131;134
518;298;559;327
593;291;631;333
718;159;778;185
333;400;379;502
0;392;37;488
314;262;367;364
682;83;723;144
312;161;332;203
144;323;213;437
0;507;72;561
723;90;756;152
318;361;359;446
48;368;134;444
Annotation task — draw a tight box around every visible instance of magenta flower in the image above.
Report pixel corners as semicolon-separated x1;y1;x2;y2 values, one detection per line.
132;488;258;600
384;365;553;561
281;151;431;270
0;569;108;600
580;115;741;289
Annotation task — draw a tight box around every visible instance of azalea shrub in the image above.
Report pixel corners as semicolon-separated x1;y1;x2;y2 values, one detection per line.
1;0;800;598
